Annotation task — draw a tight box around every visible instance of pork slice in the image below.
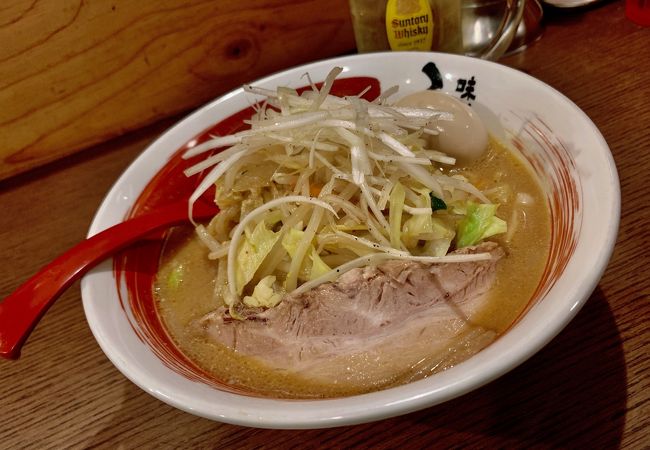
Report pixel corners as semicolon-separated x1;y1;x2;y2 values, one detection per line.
198;242;504;389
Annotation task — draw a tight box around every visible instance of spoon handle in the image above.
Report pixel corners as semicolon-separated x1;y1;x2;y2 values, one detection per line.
0;201;214;359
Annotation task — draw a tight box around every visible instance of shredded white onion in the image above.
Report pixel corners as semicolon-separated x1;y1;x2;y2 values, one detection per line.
188;149;246;224
182;66;507;311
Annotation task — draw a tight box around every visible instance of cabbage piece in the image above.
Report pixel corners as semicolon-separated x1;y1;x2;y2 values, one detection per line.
456;202;507;248
401;188;455;249
401;214;434;248
309;248;331;280
283;228;331;281
448;201;468;215
235;221;280;294
242;275;283;308
416;238;452;257
403;215;455;252
281;228;304;258
425;218;455;256
215;183;243;208
240;195;264;220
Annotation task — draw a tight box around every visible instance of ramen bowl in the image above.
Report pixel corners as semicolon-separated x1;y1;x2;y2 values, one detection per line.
82;52;619;429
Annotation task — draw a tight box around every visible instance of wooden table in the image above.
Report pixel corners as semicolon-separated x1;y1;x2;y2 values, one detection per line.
1;1;648;447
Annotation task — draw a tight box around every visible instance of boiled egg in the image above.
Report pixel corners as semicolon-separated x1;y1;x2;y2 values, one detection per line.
396;90;488;164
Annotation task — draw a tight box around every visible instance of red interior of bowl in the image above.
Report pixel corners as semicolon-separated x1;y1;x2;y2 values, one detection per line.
507;116;582;324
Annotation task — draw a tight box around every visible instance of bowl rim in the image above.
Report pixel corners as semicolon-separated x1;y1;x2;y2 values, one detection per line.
81;51;620;429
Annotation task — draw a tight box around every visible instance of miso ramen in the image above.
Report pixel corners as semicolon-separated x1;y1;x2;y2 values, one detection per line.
153;71;551;398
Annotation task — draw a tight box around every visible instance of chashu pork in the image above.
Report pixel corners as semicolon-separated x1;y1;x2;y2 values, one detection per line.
198;241;504;390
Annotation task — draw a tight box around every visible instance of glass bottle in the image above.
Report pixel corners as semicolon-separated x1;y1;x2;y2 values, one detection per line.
349;0;463;54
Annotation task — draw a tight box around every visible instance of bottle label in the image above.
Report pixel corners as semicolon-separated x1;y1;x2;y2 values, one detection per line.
385;0;434;51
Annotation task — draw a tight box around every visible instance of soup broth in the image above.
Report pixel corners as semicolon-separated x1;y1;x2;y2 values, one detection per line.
154;138;550;398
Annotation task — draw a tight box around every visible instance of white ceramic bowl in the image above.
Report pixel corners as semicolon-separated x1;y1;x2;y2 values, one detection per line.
82;52;619;429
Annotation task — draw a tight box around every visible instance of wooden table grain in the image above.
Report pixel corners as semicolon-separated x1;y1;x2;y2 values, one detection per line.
1;1;648;448
0;0;356;180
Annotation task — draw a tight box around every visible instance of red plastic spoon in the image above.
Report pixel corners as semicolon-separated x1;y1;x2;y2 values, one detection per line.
0;200;217;360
